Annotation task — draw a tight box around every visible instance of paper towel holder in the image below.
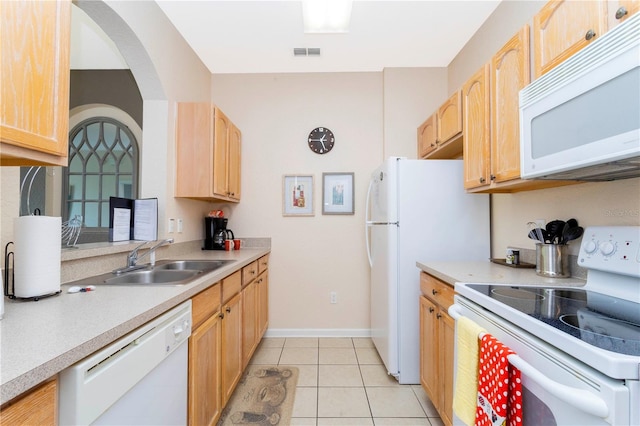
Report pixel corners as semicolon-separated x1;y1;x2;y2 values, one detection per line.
3;242;61;302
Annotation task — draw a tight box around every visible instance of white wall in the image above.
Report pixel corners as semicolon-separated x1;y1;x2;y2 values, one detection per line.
210;69;447;333
448;1;640;255
211;73;382;333
382;68;448;159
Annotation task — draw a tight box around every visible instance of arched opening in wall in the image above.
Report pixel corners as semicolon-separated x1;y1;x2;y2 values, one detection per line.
62;106;142;243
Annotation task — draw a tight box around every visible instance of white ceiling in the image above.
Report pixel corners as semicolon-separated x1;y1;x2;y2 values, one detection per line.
156;0;502;74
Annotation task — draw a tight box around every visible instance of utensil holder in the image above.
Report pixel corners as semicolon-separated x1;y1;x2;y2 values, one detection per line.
536;244;570;278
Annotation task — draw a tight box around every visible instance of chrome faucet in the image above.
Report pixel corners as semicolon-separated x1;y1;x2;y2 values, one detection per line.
113;238;174;275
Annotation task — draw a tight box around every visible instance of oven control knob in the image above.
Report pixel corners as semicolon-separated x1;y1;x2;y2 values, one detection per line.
584;240;597;254
599;241;616;256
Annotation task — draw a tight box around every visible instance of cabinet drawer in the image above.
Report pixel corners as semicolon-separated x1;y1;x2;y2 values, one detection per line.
192;282;221;328
420;272;455;309
242;261;258;286
222;270;242;303
258;254;269;274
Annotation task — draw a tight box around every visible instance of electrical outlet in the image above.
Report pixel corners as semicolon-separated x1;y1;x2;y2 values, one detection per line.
177;219;183;233
168;218;175;233
330;291;337;304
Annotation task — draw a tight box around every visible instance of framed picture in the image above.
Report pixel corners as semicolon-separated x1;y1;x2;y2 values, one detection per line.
283;175;314;216
322;172;354;215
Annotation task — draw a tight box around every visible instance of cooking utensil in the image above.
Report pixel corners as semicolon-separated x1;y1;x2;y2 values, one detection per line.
562;226;584;243
546;220;566;244
527;222;545;243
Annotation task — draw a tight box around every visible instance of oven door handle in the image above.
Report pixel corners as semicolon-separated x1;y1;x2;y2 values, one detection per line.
448;305;610;419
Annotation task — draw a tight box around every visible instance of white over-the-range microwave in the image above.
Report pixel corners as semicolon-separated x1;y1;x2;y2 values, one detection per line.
519;12;640;181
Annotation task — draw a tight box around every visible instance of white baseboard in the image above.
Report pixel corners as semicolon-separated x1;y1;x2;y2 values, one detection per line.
264;328;371;338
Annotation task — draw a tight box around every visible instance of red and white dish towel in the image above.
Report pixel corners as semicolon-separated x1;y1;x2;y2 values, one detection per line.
476;334;523;426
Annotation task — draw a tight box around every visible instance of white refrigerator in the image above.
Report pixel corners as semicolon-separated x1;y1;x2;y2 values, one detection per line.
365;157;490;384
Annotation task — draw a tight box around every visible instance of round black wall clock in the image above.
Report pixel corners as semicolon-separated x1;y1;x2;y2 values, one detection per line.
308;127;335;154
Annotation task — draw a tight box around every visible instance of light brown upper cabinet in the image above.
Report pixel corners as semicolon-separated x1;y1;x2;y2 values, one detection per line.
418;90;464;159
176;103;241;202
490;25;531;185
417;115;438;158
462;65;491;190
467;25;571;193
613;0;640;24
1;0;71;166
533;0;608;78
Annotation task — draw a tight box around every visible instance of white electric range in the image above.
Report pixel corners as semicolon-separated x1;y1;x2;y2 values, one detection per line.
450;226;640;425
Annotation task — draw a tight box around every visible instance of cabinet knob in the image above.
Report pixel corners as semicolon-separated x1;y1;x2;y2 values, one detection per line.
226;306;231;313
436;313;442;319
219;313;224;319
615;7;628;19
430;143;436;147
429;307;435;313
479;177;486;184
585;29;596;41
432;289;438;295
490;174;496;181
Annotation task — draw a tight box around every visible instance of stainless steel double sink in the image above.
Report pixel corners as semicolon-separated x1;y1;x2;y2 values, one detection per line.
67;259;235;287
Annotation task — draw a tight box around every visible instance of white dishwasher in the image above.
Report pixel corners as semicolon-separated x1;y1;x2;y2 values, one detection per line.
59;300;192;425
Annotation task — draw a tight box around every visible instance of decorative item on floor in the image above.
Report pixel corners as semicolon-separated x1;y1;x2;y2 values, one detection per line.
322;172;354;215
219;366;299;426
283;175;314;216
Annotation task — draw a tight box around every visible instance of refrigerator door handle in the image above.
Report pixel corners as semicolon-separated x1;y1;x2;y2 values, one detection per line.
365;178;374;267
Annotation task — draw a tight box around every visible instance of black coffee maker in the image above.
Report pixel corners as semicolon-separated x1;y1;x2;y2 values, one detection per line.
204;217;227;250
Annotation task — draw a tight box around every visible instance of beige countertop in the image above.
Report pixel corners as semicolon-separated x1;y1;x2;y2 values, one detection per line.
0;247;269;405
416;260;586;288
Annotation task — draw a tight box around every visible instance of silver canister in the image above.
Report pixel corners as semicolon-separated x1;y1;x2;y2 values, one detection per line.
536;244;570;278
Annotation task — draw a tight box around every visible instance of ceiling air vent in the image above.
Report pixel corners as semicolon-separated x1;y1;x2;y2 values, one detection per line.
293;48;321;56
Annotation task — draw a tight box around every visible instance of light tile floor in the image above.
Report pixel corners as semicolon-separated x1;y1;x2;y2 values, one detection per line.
246;337;444;426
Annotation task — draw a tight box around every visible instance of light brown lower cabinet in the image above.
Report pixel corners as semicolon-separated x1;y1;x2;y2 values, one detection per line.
241;277;258;368
221;291;243;406
0;379;58;426
189;310;222;426
419;272;455;426
242;257;269;369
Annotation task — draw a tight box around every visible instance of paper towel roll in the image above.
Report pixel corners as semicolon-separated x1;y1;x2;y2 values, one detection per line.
13;216;62;298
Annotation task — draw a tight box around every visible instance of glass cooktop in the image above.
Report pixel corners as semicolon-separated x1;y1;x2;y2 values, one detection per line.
465;284;640;356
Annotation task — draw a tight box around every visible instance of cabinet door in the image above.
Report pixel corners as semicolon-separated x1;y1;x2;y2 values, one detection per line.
188;312;222;426
257;271;269;337
221;292;243;405
533;0;608;78
212;107;230;199
0;379;57;426
419;296;438;405
417;115;438;158
241;280;258;369
1;0;71;166
437;90;463;144
490;26;530;184
462;64;491;190
227;123;242;200
440;311;456;426
613;0;640;24
176;103;213;198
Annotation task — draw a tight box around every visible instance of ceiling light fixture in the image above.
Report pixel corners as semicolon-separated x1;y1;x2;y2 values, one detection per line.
302;0;353;33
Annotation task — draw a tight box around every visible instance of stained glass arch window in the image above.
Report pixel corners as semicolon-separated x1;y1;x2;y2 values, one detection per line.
63;117;139;238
